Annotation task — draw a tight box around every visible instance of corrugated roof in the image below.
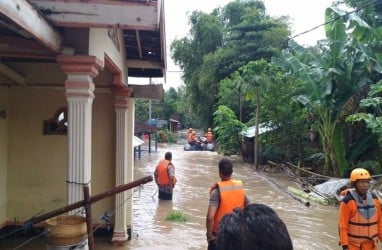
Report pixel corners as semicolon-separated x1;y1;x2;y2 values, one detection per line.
241;124;273;138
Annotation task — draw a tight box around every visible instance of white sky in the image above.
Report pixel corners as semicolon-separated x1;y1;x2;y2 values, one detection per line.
130;0;337;90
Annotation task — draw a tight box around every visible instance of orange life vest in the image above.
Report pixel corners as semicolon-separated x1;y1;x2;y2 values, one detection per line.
206;131;213;143
210;180;245;233
187;132;194;143
340;190;380;248
156;159;172;185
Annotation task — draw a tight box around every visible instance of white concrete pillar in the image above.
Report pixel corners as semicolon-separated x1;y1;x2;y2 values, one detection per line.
57;55;102;210
112;88;134;243
126;97;135;228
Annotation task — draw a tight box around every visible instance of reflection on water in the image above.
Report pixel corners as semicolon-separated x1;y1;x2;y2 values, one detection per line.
0;141;342;250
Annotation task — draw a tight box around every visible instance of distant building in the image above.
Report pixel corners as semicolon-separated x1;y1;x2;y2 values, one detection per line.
168;118;181;132
240;124;273;163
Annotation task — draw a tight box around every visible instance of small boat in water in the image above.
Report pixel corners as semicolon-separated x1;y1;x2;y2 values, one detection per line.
184;136;215;151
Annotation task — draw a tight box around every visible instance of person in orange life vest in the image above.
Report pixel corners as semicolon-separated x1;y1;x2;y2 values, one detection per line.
206;128;213;143
187;128;196;145
338;168;382;250
154;151;177;200
206;158;249;250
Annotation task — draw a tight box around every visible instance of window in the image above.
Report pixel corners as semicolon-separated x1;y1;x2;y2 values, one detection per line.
43;107;68;135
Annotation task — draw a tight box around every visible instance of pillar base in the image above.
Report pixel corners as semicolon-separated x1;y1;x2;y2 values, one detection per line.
111;229;130;245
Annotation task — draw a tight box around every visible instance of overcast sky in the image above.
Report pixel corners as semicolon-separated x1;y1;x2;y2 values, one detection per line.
131;0;337;90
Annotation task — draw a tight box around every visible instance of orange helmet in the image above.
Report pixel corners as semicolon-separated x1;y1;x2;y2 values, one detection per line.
350;168;370;182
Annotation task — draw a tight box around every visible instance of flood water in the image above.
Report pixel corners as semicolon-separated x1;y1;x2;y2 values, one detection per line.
125;142;340;250
1;137;345;250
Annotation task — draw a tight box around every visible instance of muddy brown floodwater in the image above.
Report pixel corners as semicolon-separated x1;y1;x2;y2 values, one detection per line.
2;139;346;250
121;142;341;250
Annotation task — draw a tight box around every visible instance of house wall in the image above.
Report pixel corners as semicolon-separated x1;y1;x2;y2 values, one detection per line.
90;92;115;222
7;87;67;222
0;86;8;226
89;28;128;82
6;86;117;225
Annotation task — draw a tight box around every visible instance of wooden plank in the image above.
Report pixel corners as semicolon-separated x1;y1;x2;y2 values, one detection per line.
0;0;62;52
130;84;163;100
29;0;158;29
127;59;164;69
0;63;26;86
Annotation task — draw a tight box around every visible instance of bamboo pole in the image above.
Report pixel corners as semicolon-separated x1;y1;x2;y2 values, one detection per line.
24;175;153;228
83;185;94;250
287;186;329;205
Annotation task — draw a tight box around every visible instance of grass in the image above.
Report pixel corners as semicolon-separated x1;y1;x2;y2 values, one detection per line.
165;210;187;222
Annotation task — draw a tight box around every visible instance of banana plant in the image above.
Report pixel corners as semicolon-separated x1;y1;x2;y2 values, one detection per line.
279;7;378;177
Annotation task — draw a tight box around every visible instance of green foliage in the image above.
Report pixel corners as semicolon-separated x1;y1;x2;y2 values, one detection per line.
170;0;291;129
277;7;381;177
135;87;188;127
258;64;309;163
157;129;177;143
213;105;245;155
339;0;382;27
347;80;382;145
165;210;187;222
219;70;255;123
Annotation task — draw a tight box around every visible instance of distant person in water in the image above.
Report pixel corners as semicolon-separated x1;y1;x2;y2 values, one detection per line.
187;128;196;145
205;128;214;143
154;152;177;200
216;203;293;250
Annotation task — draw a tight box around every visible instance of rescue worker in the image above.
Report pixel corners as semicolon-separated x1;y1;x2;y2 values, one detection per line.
206;128;213;144
206;158;249;250
338;168;382;250
154;151;177;200
187;127;195;145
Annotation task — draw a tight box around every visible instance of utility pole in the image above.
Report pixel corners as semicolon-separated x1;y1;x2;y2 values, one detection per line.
149;77;152;120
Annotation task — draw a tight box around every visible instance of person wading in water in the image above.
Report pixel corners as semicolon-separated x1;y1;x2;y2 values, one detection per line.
205;158;249;250
154;151;176;200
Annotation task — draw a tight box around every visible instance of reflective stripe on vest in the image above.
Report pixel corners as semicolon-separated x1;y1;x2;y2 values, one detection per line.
348;190;379;246
211;180;245;233
157;159;171;185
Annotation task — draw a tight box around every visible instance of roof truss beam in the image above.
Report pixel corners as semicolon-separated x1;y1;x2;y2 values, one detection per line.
0;0;62;52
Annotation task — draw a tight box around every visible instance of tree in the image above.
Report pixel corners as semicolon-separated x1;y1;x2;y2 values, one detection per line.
171;0;290;128
240;60;267;169
213;105;245;155
278;7;381;177
347;80;382;145
219;71;254;123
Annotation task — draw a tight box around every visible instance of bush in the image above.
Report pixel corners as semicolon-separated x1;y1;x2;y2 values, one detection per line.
157;129;177;143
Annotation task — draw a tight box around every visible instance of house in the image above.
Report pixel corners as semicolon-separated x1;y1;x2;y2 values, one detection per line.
0;0;166;245
168;118;180;132
240;124;273;163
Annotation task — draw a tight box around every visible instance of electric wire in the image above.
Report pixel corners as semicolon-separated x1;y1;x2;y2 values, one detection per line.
288;0;380;43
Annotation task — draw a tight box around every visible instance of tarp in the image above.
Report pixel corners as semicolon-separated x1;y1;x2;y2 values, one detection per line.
133;136;144;147
314;178;349;197
240;123;273;138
